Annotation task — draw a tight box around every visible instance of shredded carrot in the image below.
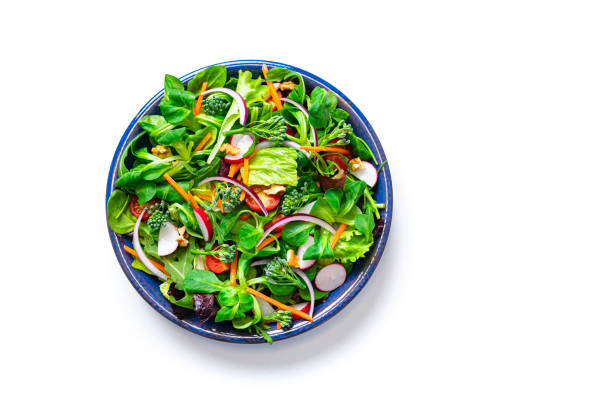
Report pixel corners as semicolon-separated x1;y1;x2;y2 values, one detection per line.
238;213;251;221
229;254;238;286
240;191;246;201
236;172;242;181
195;194;213;202
123;245;169;276
287;249;300;268
246;287;314;322
300;146;353;155
277;322;281;330
243;158;250;184
256;232;282;250
193;81;208;115
262;64;283;111
330;223;347;249
228;163;243;178
193;132;212;152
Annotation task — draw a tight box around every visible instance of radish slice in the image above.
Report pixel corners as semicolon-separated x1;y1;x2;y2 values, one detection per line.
158;221;180;257
250;258;271;267
201;88;247;125
193;208;212;242
350;161;378;187
315;263;346;292
256;297;275;317
290;302;310;320
297;201;315;215
293;268;315;318
133;211;167;280
280;97;318;146
254;140;273;150
291;235;316;270
255;214;336;248
198;176;268;215
224;134;254;163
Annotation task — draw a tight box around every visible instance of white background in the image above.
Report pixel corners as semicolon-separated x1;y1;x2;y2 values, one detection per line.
2;1;611;407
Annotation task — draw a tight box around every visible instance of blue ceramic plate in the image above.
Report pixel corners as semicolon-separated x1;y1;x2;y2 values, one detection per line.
106;60;393;343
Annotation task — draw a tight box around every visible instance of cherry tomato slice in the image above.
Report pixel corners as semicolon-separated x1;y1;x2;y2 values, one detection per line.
264;213;285;233
325;154;348;171
205;244;230;274
245;193;281;214
129;196;161;220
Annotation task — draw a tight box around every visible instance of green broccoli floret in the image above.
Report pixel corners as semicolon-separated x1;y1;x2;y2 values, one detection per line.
210;183;242;213
191;243;237;263
264;257;305;289
225;115;287;145
263;310;293;330
280;182;322;215
319;120;353;146
201;96;231;116
147;202;168;233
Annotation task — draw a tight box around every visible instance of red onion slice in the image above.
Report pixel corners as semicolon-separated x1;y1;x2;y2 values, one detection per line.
280;97;318;146
250;258;271;267
133;210;167;281
198;176;268;216
293;268;315;318
201;88;247;125
255;214;336;248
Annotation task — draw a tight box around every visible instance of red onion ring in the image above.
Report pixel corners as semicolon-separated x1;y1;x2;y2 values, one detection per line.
198;176;268;216
133;210;167;281
201;88;248;126
256;214;336;248
293;268;315;318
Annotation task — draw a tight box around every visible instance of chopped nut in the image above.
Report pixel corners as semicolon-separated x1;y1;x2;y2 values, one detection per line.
349;157;364;171
279;81;297;91
220;143;241;156
176;226;189;247
151;145;171;158
287;249;300;268
261;184;286;195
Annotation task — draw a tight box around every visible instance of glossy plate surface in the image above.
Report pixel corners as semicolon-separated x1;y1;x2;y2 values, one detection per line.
106;60;393;343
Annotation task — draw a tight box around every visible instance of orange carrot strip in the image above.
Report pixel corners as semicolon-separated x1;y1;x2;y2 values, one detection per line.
193;81;208;115
228;163;243;178
330;223;347;249
262;64;283;111
236;173;242;181
163;173;191;203
123;245;169;276
186;192;200;210
243;158;250;184
246;287;314;322
256;232;282;251
229;254;238;286
240;191;246;201
300;146;353;155
195;194;213;202
193;132;212;152
277;322;281;330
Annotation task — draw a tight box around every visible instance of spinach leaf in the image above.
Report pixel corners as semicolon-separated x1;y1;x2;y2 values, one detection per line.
339;179;366;216
238;223;260;250
347;132;375;162
164;74;184;95
324;188;343;214
155;181;189;203
308;87;338;129
135;181;156;204
187;65;227;94
310;198;335;224
331;108;350;122
287;72;305;105
264;67;290;82
106;189;136;234
281;221;314;247
354;209;375;239
184;268;225;294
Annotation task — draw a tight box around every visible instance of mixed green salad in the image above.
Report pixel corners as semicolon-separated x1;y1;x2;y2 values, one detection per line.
107;64;385;343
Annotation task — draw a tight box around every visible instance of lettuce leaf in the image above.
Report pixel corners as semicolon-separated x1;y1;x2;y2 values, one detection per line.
332;229;373;263
247;147;298;186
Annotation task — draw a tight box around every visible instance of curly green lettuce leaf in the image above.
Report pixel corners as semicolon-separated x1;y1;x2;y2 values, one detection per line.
247;147;298;186
332;229;373;263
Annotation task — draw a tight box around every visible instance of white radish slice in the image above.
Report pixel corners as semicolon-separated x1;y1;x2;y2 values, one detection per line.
292;235;316;270
133;210;167;280
297;201;315;215
193;208;212;242
282;140;310;157
293;268;315;318
350;161;378;187
290;302;310;320
256;297;275;317
224;134;254;163
158;221;180;257
200;88;247;125
315;263;347;292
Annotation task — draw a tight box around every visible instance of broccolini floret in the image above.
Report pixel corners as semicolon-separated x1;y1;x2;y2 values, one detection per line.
147;202;167;233
226;115;287;145
201;96;231;116
191;243;237;263
280;185;322;215
211;183;242;213
263;310;293;330
264;257;305;289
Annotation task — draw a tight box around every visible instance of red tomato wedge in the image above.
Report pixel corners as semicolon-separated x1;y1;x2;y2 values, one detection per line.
129;196;161;220
246;193;281;214
205;245;230;274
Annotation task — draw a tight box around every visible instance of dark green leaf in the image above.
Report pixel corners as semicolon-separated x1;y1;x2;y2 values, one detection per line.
324;188;343;214
106;190;136;234
218;286;239;306
238;223;260;250
162;241;196;289
215;306;236;322
265;67;290;82
155;181;189;203
303;229;334;260
135;181;156;204
164;74;184;94
331;108;350;122
310;198;336;224
184;268;225;294
281;221;314;247
308;87;338;129
187;66;227;94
